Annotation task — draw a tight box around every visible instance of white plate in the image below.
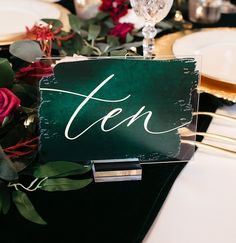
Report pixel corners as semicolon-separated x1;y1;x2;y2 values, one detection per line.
172;29;236;84
0;0;60;41
34;0;61;2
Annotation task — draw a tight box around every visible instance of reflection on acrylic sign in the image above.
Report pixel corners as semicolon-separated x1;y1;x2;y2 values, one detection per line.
39;59;198;163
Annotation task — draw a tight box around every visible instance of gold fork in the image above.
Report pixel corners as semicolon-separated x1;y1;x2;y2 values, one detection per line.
180;111;236;157
179;127;236;144
193;111;236;123
181;139;236;158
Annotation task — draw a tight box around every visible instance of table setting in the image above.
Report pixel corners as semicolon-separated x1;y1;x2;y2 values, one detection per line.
0;0;236;242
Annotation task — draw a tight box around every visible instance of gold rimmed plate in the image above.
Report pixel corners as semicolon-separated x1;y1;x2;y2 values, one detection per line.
0;2;70;46
154;28;236;102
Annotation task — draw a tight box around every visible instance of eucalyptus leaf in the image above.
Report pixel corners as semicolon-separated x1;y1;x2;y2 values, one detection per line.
12;190;47;225
40;178;92;191
33;161;91;178
0;147;18;181
80;46;94;56
99;23;110;37
9;40;44;63
96;12;109;20
108;41;142;51
110;49;129;56
0;189;11;214
60;33;83;55
86;17;97;26
69;14;82;33
0;58;14;88
74;34;85;50
88;24;101;41
107;35;120;47
41;18;63;31
104;20;115;29
95;43;110;53
52;169;92;178
126;33;134;43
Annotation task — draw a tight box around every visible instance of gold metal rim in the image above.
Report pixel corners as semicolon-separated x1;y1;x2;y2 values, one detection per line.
0;3;70;46
154;27;236;102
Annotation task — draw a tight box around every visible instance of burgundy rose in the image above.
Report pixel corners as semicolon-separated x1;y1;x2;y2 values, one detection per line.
100;0;128;22
0;88;20;124
15;61;53;84
110;23;134;41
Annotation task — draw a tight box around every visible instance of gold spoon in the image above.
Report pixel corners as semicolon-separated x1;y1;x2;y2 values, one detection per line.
179;127;236;144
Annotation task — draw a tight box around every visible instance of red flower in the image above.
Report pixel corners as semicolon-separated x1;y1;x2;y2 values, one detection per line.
100;0;129;22
26;24;58;56
110;23;134;41
26;23;75;57
26;24;57;42
0;88;20;124
16;62;53;85
4;137;38;159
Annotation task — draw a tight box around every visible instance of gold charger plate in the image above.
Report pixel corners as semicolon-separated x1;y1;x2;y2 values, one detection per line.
154;28;236;102
0;3;70;46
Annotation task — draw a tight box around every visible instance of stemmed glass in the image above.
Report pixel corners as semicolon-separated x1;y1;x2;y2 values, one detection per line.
130;0;174;58
221;0;236;13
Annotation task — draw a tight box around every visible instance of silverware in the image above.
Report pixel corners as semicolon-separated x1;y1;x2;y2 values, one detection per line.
179;127;236;144
180;111;236;157
193;111;236;123
181;139;236;157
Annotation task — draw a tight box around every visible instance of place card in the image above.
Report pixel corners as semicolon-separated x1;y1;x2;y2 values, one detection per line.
39;58;199;181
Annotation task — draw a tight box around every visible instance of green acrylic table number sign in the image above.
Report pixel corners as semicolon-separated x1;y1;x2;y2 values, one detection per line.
39;58;199;182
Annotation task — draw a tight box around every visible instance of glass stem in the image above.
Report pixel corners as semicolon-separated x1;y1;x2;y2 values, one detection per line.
142;22;157;59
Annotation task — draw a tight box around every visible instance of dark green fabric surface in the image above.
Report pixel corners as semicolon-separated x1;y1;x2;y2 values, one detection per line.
0;163;185;243
0;1;235;243
0;93;220;243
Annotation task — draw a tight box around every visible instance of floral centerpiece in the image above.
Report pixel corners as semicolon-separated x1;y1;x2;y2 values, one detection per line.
0;0;146;224
0;0;179;224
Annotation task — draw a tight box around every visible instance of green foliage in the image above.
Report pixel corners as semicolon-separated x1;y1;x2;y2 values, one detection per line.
95;43;110;53
0;58;14;88
42;14;142;56
0;147;18;181
0;189;11;214
41;18;63;31
80;45;94;56
88;24;101;41
0;9;144;225
0;4;199;226
33;161;92;178
107;35;120;47
59;33;84;56
96;12;109;20
126;33;134;43
40;178;92;192
68;14;83;33
110;49;129;56
12;190;47;225
9;40;44;63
